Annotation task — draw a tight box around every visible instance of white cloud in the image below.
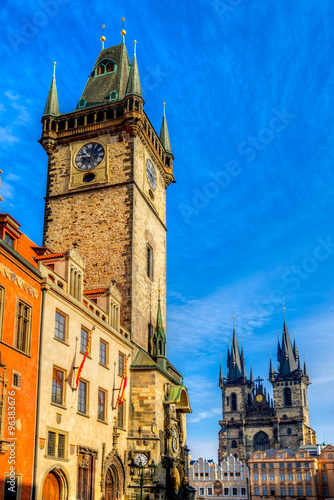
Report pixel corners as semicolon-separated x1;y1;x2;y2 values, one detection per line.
5;91;20;101
0;127;19;145
188;408;221;424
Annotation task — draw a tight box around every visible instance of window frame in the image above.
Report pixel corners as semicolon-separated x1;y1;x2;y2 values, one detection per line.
0;285;5;339
54;309;67;342
98;388;107;422
117;400;125;429
46;427;68;459
99;339;108;367
12;370;21;390
80;326;91;355
15;298;32;354
78;379;89;415
118;352;125;377
51;366;66;407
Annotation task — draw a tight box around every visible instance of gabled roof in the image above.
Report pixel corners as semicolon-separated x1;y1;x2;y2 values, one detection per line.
35;252;66;261
131;349;156;368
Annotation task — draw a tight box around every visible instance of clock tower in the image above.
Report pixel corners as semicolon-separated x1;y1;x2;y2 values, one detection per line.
40;34;174;350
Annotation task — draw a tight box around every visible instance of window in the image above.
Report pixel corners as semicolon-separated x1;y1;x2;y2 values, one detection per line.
117;401;125;428
253;431;270;451
254;474;259;481
288;473;293;481
287;463;292;468
109;91;118;100
241;488;246;496
207;488;213;496
118;352;125;377
323;489;329;498
232;488;237;496
280;474;285;481
288;487;294;496
296;462;301;469
47;429;67;458
231;392;237;411
95;59;116;76
98;389;106;421
297;473;302;481
284;387;292;406
322;464;326;469
99;339;108;366
262;474;267;481
300;453;304;457
254;487;259;495
269;463;274;469
305;473;310;480
78;380;88;414
52;367;65;405
224;488;229;496
55;310;66;341
5;232;14;247
262;463;266;469
279;463;284;468
329;454;333;459
306;487;312;496
262;487;268;495
304;462;310;468
199;488;205;496
270;488;275;496
80;327;90;354
281;487;286;496
322;474;328;483
297;487;303;496
147;244;154;280
269;474;274;481
232;439;237;448
253;463;258;469
287;427;292;435
15;300;32;353
12;371;21;389
78;98;86;108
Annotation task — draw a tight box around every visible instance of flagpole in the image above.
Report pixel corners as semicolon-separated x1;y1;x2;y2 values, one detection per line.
72;336;78;392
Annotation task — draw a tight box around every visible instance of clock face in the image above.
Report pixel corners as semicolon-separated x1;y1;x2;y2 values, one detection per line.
255;394;263;403
146;159;157;191
75;142;105;171
171;427;180;456
134;453;148;466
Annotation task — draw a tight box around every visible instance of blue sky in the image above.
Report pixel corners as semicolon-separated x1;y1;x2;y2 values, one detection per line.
1;0;334;460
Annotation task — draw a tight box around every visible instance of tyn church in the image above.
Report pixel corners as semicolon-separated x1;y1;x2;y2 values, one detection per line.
218;311;316;463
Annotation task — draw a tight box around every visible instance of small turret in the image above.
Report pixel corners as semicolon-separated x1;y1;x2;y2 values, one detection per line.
152;287;166;371
43;62;59;117
219;360;223;388
160;102;172;154
303;359;309;378
269;356;275;382
126;40;142;97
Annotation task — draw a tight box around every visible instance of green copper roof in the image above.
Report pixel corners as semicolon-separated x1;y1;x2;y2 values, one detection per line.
131;349;156;368
43;72;59;116
159;104;172;154
163;384;183;404
154;291;166;342
126;46;142;97
76;43;130;109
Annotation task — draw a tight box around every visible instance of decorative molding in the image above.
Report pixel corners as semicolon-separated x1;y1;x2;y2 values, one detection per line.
0;262;38;298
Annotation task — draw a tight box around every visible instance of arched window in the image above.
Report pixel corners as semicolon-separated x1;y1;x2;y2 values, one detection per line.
284;388;292;406
109;91;118;101
253;431;270;452
231;440;237;449
287;428;292;436
158;340;162;355
95;59;116;76
303;390;306;406
231;393;237;411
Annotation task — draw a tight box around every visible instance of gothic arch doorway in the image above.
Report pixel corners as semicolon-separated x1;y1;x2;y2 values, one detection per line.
253;431;270;451
41;467;68;500
105;455;125;500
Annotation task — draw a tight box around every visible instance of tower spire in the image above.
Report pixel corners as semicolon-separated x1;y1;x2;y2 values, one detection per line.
250;360;254;384
100;24;106;50
278;306;297;375
152;283;166;370
43;62;59;116
160;102;172;154
303;356;309;378
227;315;243;381
219;358;223;387
121;17;126;44
269;352;275;381
126;40;142;97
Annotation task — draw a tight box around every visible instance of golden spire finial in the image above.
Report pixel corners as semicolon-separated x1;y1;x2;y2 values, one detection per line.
100;24;106;49
133;39;137;56
283;302;285;310
163;102;166;116
121;17;126;37
53;61;56;77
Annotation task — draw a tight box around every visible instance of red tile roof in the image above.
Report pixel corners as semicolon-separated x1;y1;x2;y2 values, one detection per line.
84;288;108;295
35;252;66;261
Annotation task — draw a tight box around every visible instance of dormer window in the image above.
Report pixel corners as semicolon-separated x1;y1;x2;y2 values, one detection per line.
109;91;118;101
95;59;116;77
78;98;86;108
5;232;14;247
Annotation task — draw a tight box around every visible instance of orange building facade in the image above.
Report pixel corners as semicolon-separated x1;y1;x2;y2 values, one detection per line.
317;444;334;500
0;214;42;500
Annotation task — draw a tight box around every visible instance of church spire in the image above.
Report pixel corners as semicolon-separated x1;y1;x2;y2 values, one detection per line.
269;354;275;382
227;316;243;381
303;358;309;378
250;361;254;384
160;103;172;154
278;306;298;375
126;40;142;97
219;359;223;388
43;62;59;116
152;286;166;371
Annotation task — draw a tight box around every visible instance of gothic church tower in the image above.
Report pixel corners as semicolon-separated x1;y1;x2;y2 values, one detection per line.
40;33;174;350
